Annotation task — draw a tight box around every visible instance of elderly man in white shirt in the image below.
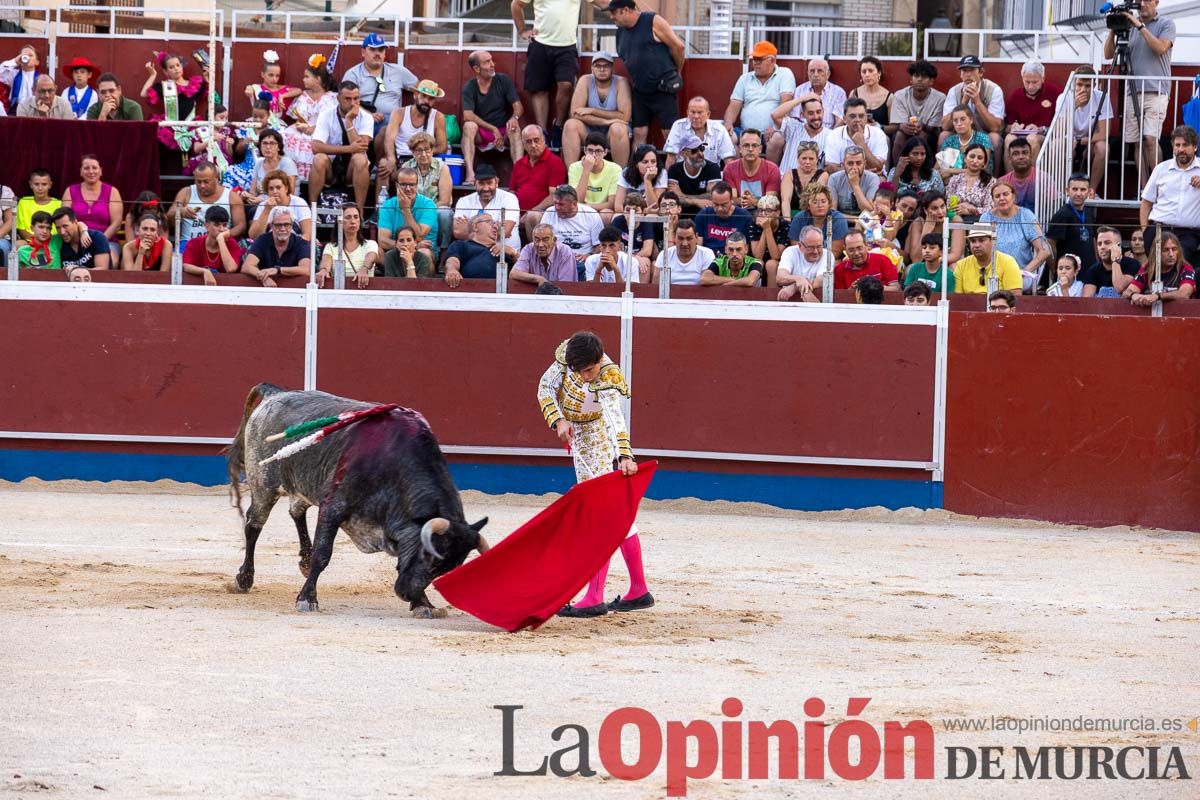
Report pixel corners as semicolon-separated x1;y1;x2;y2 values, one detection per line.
664;96;736;168
1140;124;1200;267
776;224;831;301
793;57;846;129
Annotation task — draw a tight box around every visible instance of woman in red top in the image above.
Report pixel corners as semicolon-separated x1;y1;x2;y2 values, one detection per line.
121;214;173;271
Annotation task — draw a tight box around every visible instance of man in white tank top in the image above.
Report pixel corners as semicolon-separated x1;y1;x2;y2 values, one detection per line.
379;79;448;186
166;161;247;247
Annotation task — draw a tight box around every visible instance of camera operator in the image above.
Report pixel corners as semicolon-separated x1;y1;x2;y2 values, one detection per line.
1103;0;1176;183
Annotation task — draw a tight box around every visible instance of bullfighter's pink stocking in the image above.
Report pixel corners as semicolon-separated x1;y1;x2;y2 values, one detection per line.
619;535;648;599
576;559;610;608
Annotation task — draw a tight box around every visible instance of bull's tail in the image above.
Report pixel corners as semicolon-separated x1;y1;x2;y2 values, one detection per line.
224;383;286;521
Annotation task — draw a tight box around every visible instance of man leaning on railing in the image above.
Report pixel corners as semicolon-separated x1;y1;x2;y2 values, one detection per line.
1104;0;1175;184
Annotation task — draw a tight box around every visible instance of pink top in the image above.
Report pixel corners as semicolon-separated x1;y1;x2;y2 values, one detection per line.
68;182;114;231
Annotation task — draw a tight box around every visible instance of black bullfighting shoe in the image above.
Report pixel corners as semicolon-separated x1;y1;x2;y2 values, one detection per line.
607;592;655;612
557;602;609;618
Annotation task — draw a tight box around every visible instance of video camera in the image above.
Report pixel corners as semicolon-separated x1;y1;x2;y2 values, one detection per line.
1101;0;1140;35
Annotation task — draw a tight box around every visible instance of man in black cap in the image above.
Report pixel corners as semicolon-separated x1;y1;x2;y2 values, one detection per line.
598;0;685;148
939;55;1004;164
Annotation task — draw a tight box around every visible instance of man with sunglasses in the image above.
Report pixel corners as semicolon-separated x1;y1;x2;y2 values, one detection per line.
242;208;312;288
953;225;1023;294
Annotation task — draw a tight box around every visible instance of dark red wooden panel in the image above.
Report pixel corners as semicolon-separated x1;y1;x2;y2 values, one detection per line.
316;308;621;447
631;316;937;461
0;300;304;437
944;312;1200;532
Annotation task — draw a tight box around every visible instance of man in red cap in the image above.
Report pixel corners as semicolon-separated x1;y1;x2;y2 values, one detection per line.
60;56;99;119
724;40;796;163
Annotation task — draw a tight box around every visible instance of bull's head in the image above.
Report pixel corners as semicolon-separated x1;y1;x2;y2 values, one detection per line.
394;516;489;603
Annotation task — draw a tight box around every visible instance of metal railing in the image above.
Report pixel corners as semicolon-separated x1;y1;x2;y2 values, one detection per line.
924;27;1104;63
54;4;225;40
749;26;918;60
1034;70;1200;226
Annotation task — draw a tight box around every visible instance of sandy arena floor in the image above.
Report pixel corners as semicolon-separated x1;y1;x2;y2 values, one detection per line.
1;479;1197;799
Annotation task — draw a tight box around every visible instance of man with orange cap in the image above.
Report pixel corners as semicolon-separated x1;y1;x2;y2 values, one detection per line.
724;40;796;164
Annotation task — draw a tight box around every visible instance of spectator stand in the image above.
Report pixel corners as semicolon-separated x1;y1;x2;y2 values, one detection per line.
1035;69;1200;223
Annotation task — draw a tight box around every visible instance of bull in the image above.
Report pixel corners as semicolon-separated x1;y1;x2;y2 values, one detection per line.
225;383;489;617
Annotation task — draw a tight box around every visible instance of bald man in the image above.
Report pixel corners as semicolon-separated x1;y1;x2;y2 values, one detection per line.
16;75;73;119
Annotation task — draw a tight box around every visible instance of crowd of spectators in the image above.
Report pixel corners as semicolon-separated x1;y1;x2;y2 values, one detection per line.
1;0;1193;303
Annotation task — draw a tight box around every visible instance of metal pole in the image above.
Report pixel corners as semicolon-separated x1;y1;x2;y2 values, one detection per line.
624;208;635;291
173;211;183;285
309;201;318;285
209;0;217;123
821;215;833;303
6;198;17;281
496;207;507;293
940;217;950;303
333;208;346;290
1151;222;1163;318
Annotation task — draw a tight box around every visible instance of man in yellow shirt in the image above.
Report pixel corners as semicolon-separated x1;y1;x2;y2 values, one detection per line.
954;225;1023;293
566;132;621;218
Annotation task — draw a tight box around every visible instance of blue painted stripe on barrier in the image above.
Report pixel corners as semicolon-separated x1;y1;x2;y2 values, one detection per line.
0;450;944;511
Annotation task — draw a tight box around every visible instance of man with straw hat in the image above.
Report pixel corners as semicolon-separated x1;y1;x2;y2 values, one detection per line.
953;224;1023;294
380;79;447;186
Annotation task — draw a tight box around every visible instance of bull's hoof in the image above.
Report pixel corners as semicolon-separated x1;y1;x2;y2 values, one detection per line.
411;606;434;619
298;553;312;578
296;598;320;613
233;570;254;593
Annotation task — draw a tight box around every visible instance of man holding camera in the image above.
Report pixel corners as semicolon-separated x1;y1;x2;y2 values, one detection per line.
1104;0;1175;184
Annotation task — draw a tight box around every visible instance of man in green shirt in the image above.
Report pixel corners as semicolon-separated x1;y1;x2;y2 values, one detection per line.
86;73;144;120
903;232;955;293
700;232;763;286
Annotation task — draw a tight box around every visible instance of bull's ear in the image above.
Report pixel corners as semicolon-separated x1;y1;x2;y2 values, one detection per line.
470;517;488;531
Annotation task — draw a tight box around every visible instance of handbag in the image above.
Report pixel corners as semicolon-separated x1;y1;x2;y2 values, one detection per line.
445;113;461;146
656;69;682;95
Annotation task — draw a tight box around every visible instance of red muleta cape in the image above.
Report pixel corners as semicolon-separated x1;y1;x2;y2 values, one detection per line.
434;461;657;632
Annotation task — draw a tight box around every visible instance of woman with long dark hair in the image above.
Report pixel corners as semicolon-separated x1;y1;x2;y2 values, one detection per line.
615;145;666;210
888;137;943;197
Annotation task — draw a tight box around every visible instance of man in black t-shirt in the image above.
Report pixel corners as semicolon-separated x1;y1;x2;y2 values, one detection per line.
1082;226;1141;298
667;133;722;212
242;209;312;288
53;208;110;278
461;49;524;185
1044;173;1097;291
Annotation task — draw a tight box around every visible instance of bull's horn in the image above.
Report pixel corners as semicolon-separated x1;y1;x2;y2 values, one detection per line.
420;518;450;559
475;534;490;554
